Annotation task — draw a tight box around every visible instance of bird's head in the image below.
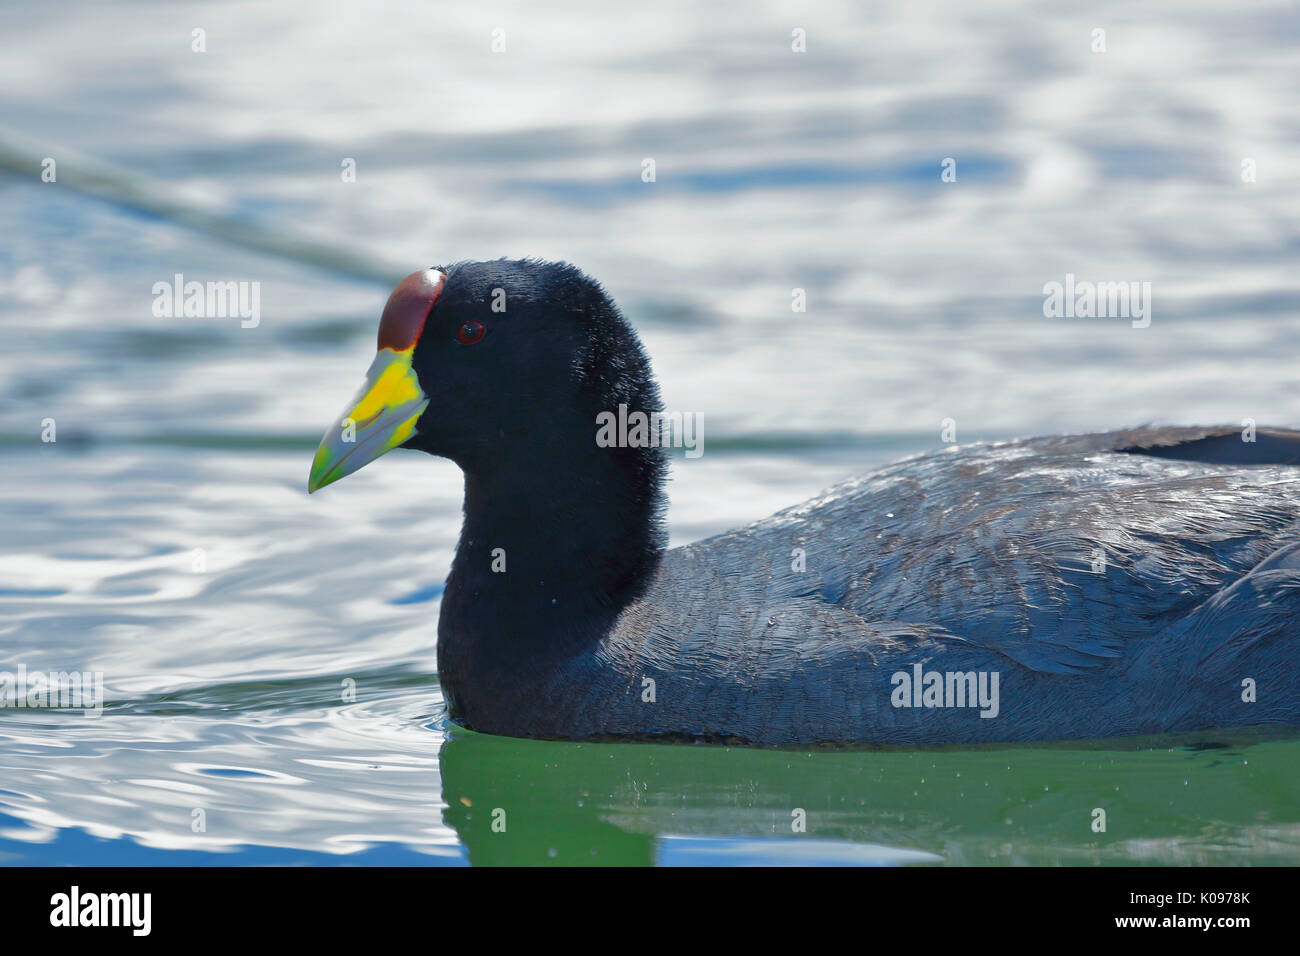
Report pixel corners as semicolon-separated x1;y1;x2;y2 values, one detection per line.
308;258;662;492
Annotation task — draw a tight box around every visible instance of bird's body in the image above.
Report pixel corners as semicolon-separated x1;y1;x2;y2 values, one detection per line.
312;260;1300;746
439;426;1300;745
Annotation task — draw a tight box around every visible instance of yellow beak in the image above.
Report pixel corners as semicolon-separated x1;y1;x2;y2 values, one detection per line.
307;346;429;493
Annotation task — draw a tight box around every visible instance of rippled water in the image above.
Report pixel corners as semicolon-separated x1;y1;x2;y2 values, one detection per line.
2;0;1298;865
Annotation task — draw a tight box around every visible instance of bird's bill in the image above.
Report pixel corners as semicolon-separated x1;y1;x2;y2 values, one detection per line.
307;346;429;493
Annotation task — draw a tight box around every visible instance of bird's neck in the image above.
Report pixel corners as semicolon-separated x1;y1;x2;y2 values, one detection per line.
438;437;665;666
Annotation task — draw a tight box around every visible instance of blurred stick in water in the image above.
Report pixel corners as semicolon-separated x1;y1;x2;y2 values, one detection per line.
0;125;405;286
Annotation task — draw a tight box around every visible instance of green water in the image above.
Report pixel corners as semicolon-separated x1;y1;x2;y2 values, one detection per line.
439;726;1300;866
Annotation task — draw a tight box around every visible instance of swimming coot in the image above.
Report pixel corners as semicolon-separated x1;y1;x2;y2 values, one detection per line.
309;259;1300;745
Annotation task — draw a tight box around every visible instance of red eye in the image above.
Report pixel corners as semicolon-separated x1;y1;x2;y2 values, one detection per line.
457;320;485;344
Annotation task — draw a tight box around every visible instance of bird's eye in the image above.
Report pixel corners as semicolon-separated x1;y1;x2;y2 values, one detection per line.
457;320;486;344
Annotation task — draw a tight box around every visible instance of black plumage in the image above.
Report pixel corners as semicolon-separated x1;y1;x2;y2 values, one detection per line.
391;259;1300;745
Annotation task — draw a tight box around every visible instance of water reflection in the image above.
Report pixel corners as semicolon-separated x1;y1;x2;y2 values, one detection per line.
437;725;1300;866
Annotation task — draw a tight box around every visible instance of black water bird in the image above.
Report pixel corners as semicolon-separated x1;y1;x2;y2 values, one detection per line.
309;259;1300;745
